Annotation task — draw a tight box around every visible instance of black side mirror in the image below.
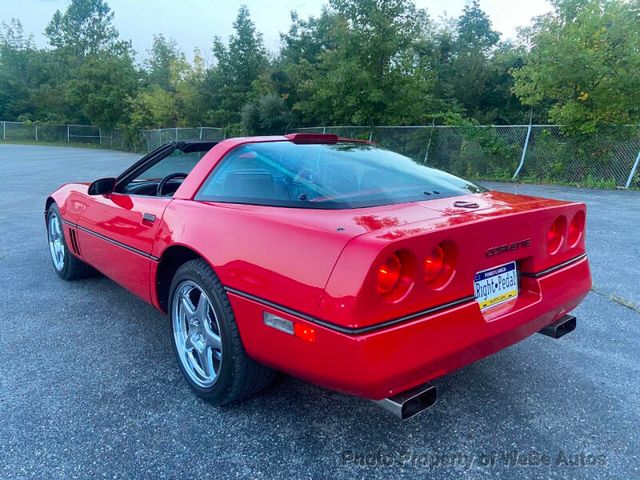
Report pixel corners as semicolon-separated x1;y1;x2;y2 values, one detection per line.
88;177;116;195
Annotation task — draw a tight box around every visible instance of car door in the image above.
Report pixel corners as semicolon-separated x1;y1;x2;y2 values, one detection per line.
74;192;169;303
72;145;205;302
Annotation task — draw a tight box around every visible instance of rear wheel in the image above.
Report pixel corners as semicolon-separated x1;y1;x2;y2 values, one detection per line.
46;204;93;280
169;259;275;404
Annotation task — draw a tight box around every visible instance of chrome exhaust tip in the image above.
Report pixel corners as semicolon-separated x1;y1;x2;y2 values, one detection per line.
539;314;576;339
375;382;437;420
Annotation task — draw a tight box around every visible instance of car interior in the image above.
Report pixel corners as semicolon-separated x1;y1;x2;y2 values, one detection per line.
202;148;366;203
116;141;217;197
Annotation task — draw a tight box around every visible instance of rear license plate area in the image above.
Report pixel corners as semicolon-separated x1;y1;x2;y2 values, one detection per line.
474;261;518;311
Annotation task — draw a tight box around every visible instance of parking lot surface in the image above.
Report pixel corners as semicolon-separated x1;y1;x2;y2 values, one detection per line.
1;144;638;479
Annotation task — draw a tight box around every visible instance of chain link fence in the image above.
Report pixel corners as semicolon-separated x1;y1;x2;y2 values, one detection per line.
2;120;639;189
295;125;640;189
0;122;227;153
1;121;115;145
140;127;226;151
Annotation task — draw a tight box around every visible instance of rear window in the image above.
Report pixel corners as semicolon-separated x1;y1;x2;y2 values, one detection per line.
195;141;485;209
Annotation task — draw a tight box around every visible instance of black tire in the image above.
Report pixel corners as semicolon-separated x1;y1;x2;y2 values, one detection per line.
168;259;275;404
46;203;94;281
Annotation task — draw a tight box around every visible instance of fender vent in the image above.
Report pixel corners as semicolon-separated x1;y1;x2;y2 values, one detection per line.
68;228;81;256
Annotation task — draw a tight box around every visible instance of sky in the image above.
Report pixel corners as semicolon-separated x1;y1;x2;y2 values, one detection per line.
1;0;553;63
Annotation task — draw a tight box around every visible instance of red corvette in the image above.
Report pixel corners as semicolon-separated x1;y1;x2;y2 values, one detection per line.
46;134;591;419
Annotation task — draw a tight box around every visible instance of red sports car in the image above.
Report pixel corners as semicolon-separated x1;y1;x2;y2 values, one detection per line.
46;134;591;419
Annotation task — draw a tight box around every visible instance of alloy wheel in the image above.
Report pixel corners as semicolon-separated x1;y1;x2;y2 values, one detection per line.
48;212;65;271
171;280;223;388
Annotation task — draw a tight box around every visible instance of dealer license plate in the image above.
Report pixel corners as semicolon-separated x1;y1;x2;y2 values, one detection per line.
474;261;518;311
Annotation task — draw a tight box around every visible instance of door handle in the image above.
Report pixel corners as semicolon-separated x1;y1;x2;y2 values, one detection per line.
142;213;156;225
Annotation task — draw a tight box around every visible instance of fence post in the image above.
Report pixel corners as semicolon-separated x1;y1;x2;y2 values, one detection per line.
322;126;326;134
2;121;4;140
67;125;70;142
368;126;373;142
199;127;203;140
175;128;178;141
625;147;640;189
513;112;533;179
35;124;38;142
423;120;436;164
99;128;102;145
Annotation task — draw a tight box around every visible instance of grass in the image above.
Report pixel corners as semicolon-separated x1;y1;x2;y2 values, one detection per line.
591;285;640;313
468;174;632;190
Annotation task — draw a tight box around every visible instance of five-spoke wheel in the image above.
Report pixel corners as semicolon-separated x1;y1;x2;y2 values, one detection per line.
168;259;275;404
48;211;65;271
172;281;223;388
46;203;93;280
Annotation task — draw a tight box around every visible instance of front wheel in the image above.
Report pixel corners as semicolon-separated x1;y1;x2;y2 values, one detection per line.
46;204;93;280
169;259;275;404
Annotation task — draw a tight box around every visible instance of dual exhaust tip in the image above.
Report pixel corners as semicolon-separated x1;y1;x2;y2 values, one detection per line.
375;314;577;420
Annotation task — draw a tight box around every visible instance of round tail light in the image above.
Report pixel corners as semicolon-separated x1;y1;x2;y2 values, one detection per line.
547;216;567;254
568;211;585;246
376;253;402;295
424;241;457;288
424;245;445;283
375;251;416;301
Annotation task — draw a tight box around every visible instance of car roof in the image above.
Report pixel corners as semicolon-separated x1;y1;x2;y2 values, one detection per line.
168;133;372;152
173;140;220;152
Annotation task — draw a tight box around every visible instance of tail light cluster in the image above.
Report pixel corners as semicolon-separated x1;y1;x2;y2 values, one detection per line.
375;242;457;302
547;210;585;254
374;210;585;301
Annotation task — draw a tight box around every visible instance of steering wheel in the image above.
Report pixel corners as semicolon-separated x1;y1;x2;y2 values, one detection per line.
157;172;188;197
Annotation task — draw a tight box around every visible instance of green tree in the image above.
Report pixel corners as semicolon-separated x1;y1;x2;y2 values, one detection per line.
39;0;138;128
0;18;33;50
0;20;37;119
145;34;188;91
482;42;528;124
45;0;127;58
176;49;208;126
291;0;438;125
241;94;292;135
448;0;502;120
272;9;342;124
203;6;268;127
512;0;640;134
456;0;499;53
213;6;267;91
129;85;179;129
67;52;139;128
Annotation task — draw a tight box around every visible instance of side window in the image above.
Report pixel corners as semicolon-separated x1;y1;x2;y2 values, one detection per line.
198;148;294;202
130;150;204;182
119;149;205;196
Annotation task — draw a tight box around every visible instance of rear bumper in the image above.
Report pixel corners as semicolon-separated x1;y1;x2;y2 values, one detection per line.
229;255;591;400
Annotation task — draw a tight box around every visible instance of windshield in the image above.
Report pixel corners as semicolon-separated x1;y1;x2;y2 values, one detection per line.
196;141;485;209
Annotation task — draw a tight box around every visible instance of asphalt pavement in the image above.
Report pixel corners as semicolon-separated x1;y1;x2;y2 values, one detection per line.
0;143;638;479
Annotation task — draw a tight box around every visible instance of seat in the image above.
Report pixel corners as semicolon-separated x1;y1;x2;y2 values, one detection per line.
221;170;291;201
